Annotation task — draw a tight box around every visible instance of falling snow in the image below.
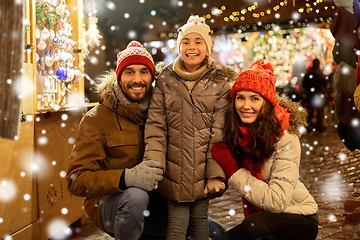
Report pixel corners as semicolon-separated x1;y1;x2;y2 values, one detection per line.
1;1;359;239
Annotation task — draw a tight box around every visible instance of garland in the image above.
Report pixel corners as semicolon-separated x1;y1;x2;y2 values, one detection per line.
36;3;61;29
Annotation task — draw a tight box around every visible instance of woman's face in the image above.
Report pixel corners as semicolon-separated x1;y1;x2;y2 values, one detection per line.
235;90;265;124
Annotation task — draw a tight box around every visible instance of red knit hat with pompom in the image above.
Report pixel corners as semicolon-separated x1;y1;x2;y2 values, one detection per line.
115;41;155;83
232;59;291;134
231;59;277;106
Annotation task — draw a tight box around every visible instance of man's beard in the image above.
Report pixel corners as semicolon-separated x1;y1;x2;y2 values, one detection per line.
121;83;152;104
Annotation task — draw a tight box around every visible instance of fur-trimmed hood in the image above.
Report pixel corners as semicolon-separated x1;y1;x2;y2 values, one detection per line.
95;70;118;105
278;96;308;137
210;64;237;83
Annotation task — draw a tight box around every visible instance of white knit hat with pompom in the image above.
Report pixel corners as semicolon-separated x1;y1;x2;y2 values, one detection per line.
176;15;213;54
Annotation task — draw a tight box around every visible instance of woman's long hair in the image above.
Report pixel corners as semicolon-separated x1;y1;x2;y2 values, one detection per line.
223;99;283;170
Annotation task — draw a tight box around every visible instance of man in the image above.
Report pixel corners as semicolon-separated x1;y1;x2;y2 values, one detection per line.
66;41;225;240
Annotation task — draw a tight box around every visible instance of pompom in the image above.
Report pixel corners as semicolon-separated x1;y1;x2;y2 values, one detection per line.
187;15;203;24
127;41;143;48
249;59;274;73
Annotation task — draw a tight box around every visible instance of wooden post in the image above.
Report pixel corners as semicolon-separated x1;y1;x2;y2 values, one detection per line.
0;0;24;139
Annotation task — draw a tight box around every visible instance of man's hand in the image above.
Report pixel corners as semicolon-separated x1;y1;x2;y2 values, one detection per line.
124;160;163;191
204;178;226;195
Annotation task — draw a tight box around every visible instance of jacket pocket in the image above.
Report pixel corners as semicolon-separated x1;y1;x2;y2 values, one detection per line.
105;133;141;169
106;133;138;147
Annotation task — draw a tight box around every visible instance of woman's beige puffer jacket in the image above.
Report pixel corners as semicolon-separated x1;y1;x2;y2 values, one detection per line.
229;98;318;216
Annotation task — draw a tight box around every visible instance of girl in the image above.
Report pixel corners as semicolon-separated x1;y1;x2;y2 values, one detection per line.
213;60;319;240
143;15;236;240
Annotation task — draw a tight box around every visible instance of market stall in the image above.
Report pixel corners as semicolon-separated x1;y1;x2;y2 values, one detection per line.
0;0;102;239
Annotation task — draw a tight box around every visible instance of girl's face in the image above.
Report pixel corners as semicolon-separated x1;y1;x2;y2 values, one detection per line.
235;90;265;124
179;32;208;72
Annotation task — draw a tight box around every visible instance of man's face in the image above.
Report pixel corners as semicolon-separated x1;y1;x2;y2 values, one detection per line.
119;64;153;103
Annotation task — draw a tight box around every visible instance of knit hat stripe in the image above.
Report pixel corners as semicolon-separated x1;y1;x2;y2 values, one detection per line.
115;55;155;80
115;41;155;83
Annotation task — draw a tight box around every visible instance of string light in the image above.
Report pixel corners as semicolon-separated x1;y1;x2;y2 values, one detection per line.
161;0;335;39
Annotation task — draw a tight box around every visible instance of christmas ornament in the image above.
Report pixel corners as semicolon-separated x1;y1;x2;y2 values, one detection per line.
84;6;102;58
36;28;41;39
43;2;51;13
57;49;67;62
66;39;77;52
37;39;47;50
64;22;73;36
56;65;68;80
55;4;66;17
73;69;82;83
60;38;68;50
58;20;65;30
53;35;65;48
44;53;54;67
50;0;58;6
67;68;77;83
64;9;70;19
36;53;40;62
41;27;50;40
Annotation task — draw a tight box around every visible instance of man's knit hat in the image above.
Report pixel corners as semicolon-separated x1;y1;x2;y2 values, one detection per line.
231;59;277;106
177;15;213;54
115;41;155;83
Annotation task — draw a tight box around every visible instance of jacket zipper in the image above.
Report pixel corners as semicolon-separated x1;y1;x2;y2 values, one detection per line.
187;68;214;105
189;90;194;104
166;66;214;106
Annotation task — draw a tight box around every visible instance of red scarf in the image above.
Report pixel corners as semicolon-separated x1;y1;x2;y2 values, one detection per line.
238;103;290;217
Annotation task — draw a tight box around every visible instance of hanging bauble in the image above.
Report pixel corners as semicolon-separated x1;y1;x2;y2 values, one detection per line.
50;30;55;40
73;69;82;83
55;4;66;17
54;53;60;62
58;20;65;30
50;50;56;57
66;39;76;52
64;22;73;36
37;39;47;50
44;53;54;67
53;35;65;48
53;35;59;43
65;9;70;19
85;15;102;52
56;65;68;80
43;2;51;13
60;38;68;50
57;49;65;61
50;0;58;6
67;68;75;82
36;28;41;39
67;54;75;64
41;27;50;40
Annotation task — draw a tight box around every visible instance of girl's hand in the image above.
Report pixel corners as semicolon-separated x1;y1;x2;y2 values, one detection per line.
204;178;226;195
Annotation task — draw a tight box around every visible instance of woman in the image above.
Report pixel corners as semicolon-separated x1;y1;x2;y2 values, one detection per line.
212;60;319;240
